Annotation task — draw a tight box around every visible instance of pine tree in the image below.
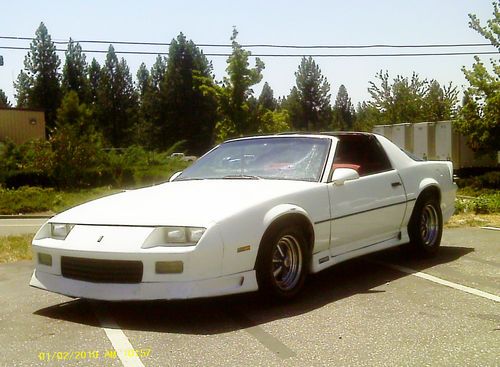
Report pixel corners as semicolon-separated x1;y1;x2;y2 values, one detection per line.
136;55;167;149
293;57;331;130
332;85;355;130
258;82;277;111
88;58;101;105
14;70;32;108
0;89;11;108
62;38;89;103
150;55;167;91
95;45;138;147
23;22;62;129
136;63;151;99
160;33;219;153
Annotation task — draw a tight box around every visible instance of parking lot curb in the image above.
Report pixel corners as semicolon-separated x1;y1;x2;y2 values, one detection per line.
480;226;500;231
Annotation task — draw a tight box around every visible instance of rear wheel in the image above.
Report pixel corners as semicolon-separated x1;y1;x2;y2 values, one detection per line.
407;194;443;257
256;226;308;299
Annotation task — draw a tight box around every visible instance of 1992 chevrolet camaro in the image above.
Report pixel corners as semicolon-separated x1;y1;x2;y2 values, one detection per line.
30;133;456;300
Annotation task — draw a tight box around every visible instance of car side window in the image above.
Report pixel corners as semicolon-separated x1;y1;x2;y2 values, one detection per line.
333;135;392;176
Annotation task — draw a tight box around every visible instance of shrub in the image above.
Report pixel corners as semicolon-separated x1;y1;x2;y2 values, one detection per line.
4;170;53;189
455;192;500;214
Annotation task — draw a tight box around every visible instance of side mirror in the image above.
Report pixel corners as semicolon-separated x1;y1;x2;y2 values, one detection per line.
169;171;182;182
331;168;359;186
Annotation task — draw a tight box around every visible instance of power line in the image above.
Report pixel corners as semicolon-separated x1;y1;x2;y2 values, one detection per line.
0;36;496;49
0;45;497;58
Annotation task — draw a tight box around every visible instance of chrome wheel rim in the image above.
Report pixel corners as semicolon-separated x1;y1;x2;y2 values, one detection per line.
272;235;302;291
420;204;438;246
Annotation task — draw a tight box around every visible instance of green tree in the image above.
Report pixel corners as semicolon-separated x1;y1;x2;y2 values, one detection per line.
136;55;168;150
88;58;101;104
0;89;10;107
367;71;458;124
13;71;32;108
136;63;151;99
281;86;302;129
423;80;458;121
468;1;499;48
216;28;265;139
368;71;426;124
62;38;89;103
332;85;355;130
55;90;94;133
257;110;291;134
291;57;331;131
95;45;139;147
353;102;382;132
51;91;104;187
455;1;500;155
160;33;219;153
135;62;155;148
258;82;277;111
23;22;62;129
150;55;167;90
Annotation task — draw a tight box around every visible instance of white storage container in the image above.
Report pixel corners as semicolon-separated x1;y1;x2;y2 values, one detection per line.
413;122;436;160
372;124;393;141
391;123;413;151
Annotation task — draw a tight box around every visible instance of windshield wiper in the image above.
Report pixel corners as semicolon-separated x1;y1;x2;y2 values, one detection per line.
222;174;261;180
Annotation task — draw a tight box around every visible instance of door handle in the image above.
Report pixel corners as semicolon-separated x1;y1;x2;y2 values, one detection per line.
391;182;402;187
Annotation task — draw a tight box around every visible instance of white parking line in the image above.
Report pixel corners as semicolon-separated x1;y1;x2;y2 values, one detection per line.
380;262;500;302
91;303;145;367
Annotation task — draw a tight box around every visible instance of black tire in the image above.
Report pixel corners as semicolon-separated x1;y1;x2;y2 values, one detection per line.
407;194;443;257
256;226;309;299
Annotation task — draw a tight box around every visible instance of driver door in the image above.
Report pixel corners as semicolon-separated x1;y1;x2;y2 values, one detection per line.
327;135;407;257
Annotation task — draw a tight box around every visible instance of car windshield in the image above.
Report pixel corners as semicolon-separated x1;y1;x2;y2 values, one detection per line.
175;137;331;182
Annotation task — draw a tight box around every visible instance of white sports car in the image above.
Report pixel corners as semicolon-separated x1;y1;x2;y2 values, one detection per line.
30;133;457;300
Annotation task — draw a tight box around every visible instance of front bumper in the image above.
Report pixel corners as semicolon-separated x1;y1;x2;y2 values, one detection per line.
30;269;258;300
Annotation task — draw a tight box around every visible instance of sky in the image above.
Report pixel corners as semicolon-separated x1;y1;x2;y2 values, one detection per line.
0;0;498;106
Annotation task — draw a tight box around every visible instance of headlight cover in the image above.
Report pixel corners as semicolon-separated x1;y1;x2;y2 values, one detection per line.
142;226;206;248
34;223;75;240
50;223;75;240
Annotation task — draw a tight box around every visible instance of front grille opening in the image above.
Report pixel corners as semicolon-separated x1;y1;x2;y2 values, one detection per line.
61;256;143;283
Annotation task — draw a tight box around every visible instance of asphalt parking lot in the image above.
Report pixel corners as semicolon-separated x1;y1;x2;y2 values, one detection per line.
0;227;498;367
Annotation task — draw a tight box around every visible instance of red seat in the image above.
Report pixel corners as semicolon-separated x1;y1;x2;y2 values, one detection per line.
332;163;360;172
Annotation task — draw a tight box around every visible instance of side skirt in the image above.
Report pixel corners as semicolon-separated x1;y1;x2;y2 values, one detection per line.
309;229;409;274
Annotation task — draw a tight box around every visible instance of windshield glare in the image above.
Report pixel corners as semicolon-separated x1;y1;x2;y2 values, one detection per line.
176;137;330;182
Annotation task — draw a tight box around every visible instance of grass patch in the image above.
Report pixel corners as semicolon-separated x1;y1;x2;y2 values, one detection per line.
0;234;33;263
0;186;120;215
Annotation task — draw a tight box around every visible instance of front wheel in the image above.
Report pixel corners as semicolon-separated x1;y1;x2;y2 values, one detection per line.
407;195;443;257
256;227;308;299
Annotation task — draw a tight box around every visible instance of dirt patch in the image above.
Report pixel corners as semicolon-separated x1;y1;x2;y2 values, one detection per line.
446;213;500;228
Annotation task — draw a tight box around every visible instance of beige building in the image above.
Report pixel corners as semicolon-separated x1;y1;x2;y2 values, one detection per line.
0;108;46;144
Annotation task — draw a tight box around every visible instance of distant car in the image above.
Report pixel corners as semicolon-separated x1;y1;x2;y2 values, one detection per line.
30;133;456;300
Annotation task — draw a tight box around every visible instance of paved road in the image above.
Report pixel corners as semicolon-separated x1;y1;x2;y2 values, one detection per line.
0;217;48;236
0;228;498;367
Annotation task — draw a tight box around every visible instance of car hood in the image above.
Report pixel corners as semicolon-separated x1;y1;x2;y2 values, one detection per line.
51;180;319;227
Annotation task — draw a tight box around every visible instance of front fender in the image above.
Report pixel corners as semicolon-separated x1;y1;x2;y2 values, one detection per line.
263;204;312;228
